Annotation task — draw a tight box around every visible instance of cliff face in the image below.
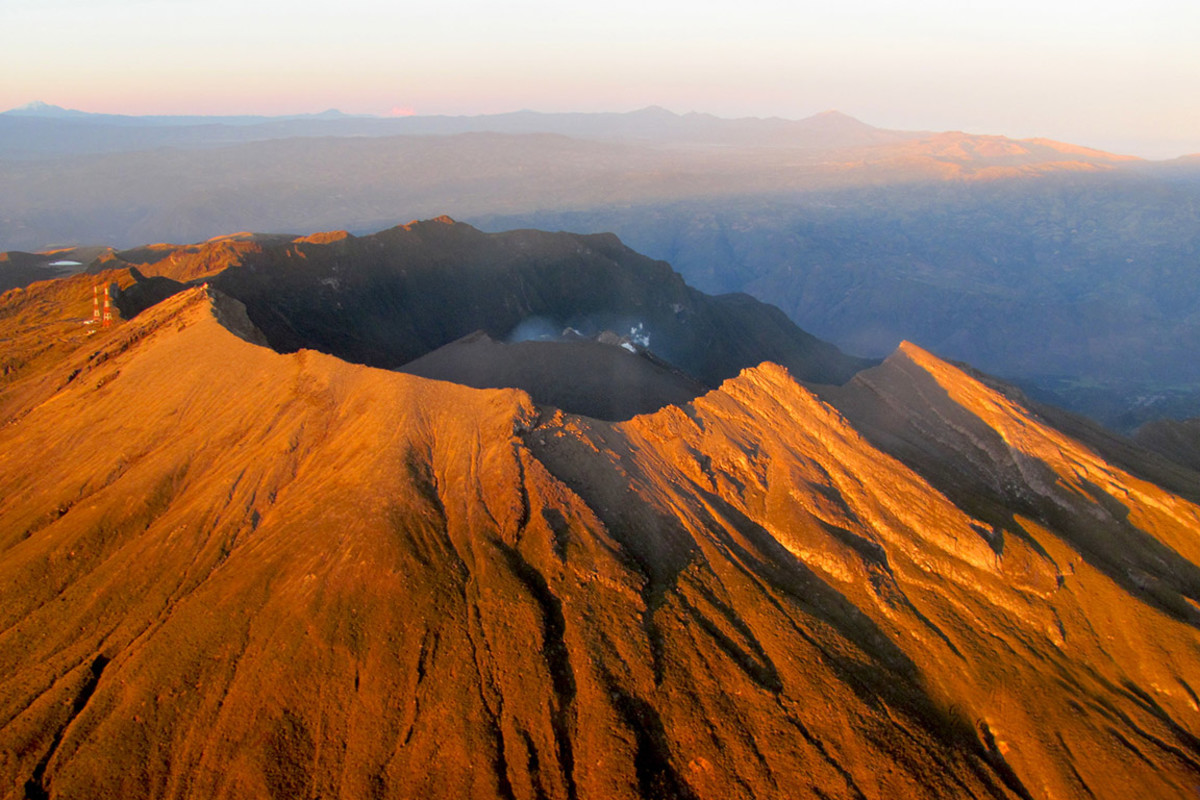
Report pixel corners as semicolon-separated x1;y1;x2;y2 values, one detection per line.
2;283;1199;800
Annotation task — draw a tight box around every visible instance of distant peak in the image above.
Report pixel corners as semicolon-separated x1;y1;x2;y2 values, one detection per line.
799;109;871;127
4;100;86;117
894;340;949;370
629;105;678;118
396;215;461;233
205;231;258;243
295;230;352;245
1023;137;1139;162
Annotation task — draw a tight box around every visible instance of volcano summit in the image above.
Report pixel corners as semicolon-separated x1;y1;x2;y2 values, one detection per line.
1;221;1199;800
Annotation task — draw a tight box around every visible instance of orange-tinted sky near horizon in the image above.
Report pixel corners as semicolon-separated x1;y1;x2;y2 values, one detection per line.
2;0;1198;158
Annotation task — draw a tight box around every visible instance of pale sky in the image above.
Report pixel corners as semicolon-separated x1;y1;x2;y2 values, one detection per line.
2;0;1198;158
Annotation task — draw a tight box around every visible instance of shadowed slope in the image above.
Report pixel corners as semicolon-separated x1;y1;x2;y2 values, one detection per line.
399;331;707;421
1136;417;1200;474
0;253;80;294
72;217;869;419
201;217;871;389
5;218;871;421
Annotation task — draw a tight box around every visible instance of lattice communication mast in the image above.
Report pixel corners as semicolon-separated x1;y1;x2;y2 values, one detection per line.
93;285;113;329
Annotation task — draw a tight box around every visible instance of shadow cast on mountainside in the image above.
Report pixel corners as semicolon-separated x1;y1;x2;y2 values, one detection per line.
57;220;875;422
398;332;709;421
824;355;1200;632
198;220;871;420
527;411;1024;796
695;490;1037;799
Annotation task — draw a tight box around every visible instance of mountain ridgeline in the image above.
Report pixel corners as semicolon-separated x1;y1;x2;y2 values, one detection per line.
79;218;872;420
2;221;1200;799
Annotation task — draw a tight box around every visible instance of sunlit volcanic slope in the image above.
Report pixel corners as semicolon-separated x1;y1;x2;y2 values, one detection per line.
819;342;1200;623
3;287;1200;799
846;132;1139;179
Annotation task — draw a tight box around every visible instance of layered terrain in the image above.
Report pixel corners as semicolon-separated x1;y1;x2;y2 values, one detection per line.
0;107;1141;255
4;106;1199;429
2;224;1200;799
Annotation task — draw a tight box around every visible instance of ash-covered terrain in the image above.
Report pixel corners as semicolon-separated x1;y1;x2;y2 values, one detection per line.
2;221;1200;799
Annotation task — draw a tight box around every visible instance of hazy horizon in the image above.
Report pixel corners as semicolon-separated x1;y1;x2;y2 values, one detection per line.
3;0;1198;160
2;100;1196;163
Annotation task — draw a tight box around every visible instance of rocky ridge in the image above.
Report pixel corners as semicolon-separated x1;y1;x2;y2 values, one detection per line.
0;257;1199;798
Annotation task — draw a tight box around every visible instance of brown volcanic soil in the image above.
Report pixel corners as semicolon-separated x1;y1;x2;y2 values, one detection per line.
399;331;707;420
2;288;1200;798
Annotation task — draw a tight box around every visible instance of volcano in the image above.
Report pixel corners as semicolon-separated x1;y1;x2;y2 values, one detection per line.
1;221;1199;799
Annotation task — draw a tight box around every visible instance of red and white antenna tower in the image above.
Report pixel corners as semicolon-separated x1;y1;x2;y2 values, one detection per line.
94;285;113;328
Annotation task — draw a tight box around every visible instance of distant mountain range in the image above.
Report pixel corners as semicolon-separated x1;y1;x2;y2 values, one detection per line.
0;102;922;156
3;220;1200;799
2;99;361;127
3;105;1198;430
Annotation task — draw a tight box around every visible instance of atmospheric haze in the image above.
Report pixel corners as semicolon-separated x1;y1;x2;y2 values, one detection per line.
2;0;1199;157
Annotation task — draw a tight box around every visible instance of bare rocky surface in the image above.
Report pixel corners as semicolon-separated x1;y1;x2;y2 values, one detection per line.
1;236;1200;797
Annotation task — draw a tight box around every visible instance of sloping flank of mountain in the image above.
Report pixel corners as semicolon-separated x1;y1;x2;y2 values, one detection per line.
819;342;1200;621
2;284;1200;799
1136;417;1200;474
